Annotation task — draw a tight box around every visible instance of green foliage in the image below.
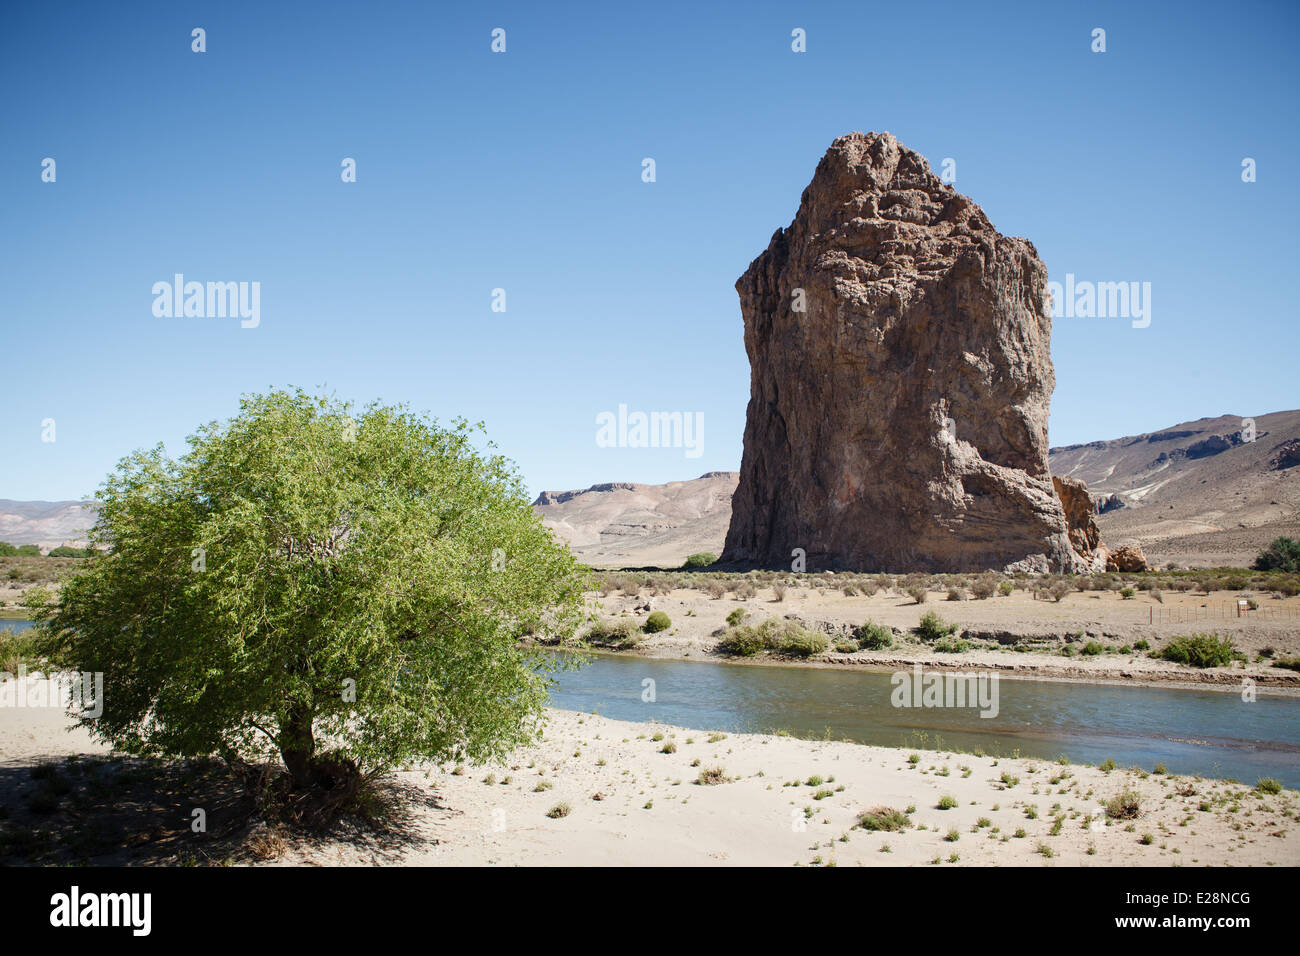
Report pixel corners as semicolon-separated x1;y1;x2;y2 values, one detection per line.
1256;778;1283;794
858;807;911;832
0;542;16;557
1253;537;1300;573
934;636;970;653
1080;641;1105;656
1155;634;1241;668
854;621;893;650
717;617;826;658
584;618;641;648
643;610;671;633
725;607;747;627
1105;788;1142;820
913;611;957;642
36;389;588;790
682;553;717;569
46;546;91;558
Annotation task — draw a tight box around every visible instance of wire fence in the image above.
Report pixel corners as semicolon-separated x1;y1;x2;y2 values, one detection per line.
1149;601;1300;624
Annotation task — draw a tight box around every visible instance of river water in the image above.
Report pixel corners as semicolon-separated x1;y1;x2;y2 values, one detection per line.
546;652;1300;787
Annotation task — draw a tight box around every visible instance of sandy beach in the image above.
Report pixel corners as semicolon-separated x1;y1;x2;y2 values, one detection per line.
1;691;1295;867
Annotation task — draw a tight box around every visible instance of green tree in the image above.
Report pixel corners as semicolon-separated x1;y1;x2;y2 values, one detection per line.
36;389;587;793
1253;537;1300;573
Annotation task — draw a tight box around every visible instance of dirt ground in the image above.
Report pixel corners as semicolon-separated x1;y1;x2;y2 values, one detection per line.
578;582;1300;689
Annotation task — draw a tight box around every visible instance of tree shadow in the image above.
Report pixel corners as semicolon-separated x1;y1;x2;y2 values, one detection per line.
0;753;444;866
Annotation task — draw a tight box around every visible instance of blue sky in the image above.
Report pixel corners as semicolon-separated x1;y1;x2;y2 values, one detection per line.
2;0;1297;502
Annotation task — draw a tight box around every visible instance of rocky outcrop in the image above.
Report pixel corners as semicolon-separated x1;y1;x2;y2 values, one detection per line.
721;132;1093;573
1053;476;1103;557
1106;544;1148;573
1271;439;1300;470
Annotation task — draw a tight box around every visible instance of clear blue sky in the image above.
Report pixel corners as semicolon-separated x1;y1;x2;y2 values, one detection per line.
3;0;1297;502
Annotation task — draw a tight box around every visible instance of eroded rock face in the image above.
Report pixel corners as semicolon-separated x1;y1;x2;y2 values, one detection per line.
721;131;1092;572
1107;544;1149;573
1054;476;1102;555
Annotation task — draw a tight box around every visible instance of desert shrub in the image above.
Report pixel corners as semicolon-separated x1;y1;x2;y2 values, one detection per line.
1150;589;1163;603
913;611;957;642
853;621;894;650
1273;657;1300;672
725;608;748;627
997;580;1014;597
1119;587;1135;599
734;581;757;600
585;618;641;649
1080;641;1104;656
772;582;788;602
643;611;671;633
1134;638;1150;651
1256;778;1283;794
934;636;970;653
970;577;997;600
1253;538;1300;573
695;766;728;786
861;582;880;597
779;629;829;658
682;552;717;569
1155;634;1240;668
1049;581;1071;603
718;627;765;657
1105;789;1142;820
858;806;911;832
946;587;965;602
707;581;726;599
906;585;928;604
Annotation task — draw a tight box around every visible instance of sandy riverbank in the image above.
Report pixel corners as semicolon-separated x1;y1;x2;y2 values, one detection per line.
575;585;1300;688
1;697;1295;867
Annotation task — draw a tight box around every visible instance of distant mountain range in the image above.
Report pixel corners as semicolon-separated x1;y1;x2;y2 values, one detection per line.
534;410;1300;568
0;500;97;550
6;411;1298;566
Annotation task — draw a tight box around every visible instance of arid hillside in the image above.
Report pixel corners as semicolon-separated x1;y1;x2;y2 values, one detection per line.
1048;410;1300;567
532;412;1299;569
533;472;738;568
0;500;95;550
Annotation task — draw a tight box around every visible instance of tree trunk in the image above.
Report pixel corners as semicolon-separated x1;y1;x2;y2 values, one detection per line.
279;704;316;790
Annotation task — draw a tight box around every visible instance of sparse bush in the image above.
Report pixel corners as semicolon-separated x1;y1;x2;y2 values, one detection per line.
907;585;928;605
946;587;965;602
853;621;894;650
913;611;957;642
695;766;728;786
1105;788;1142;820
858;806;911;831
1049;581;1071;603
725;608;747;627
584;618;641;649
971;577;997;600
1080;641;1104;656
997;580;1014;597
772;582;788;602
1119;587;1135;599
1155;634;1240;668
934;636;970;653
779;629;828;658
1253;537;1300;573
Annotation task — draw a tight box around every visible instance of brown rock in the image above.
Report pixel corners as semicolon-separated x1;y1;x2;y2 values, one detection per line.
1106;544;1148;573
1271;439;1300;470
721;131;1089;572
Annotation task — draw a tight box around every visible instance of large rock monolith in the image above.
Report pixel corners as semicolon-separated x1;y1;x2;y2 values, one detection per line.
721;131;1099;572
